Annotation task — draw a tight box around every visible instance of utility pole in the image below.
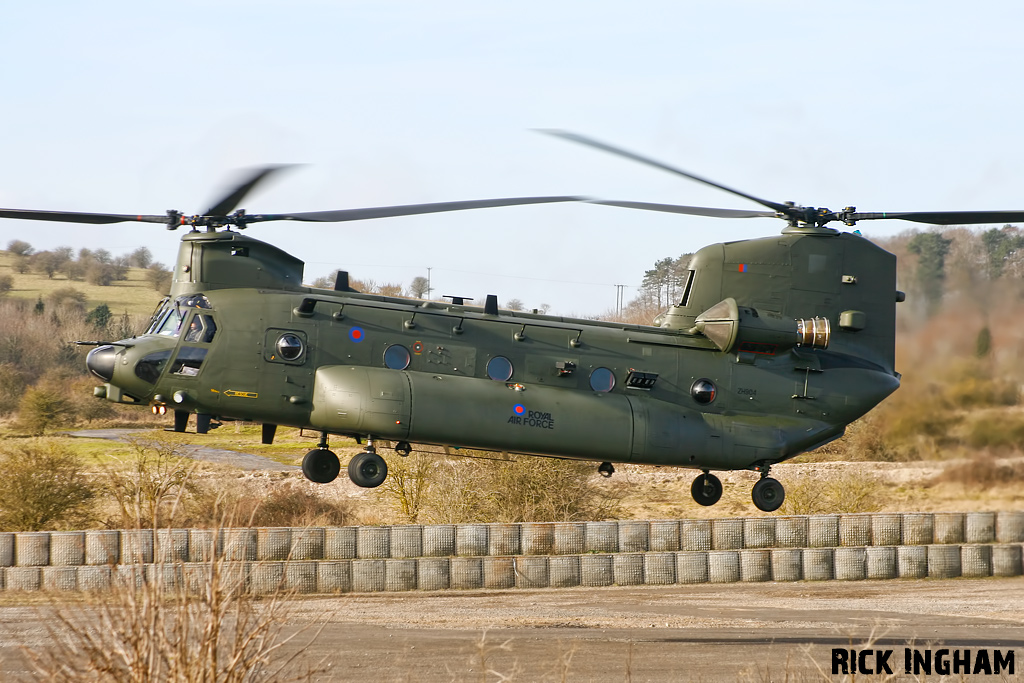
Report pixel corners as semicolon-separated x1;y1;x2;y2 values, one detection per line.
614;284;626;315
426;267;432;300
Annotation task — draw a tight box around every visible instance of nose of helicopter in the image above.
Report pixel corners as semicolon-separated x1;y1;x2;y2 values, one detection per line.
86;345;118;382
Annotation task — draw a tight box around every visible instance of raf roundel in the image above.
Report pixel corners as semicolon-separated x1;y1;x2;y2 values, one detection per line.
513;403;525;415
348;327;365;343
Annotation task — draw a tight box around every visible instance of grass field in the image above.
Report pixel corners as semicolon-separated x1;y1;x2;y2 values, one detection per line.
0;250;165;317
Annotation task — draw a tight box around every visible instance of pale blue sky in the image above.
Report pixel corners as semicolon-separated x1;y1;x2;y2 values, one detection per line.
2;2;1023;315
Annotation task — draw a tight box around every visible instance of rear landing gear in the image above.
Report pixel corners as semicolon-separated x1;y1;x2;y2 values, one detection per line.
302;431;340;484
348;448;388;488
751;476;785;512
691;471;723;506
598;462;615;478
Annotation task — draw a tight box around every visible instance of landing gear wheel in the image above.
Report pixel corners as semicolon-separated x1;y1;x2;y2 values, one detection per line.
598;462;615;478
395;441;412;457
691;472;723;506
348;452;388;488
751;477;785;512
302;449;340;484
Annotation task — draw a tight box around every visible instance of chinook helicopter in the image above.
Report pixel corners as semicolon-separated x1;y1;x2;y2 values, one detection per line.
5;133;1024;512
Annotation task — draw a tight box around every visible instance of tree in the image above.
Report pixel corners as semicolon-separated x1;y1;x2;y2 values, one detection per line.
0;274;12;297
32;251;62;279
87;263;115;286
409;276;430;299
129;246;153;268
48;286;88;310
6;239;33;256
980;226;1024;279
86;303;113;331
505;298;525;311
907;231;953;316
147;262;173;292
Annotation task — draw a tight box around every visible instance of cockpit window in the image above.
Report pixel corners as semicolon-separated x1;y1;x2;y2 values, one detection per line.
180;294;212;309
184;314;217;343
156;306;185;337
135;349;172;384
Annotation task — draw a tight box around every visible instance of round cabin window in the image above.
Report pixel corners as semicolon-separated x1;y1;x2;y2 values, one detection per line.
486;356;514;381
691;379;717;404
589;367;615;392
383;344;411;370
276;333;304;361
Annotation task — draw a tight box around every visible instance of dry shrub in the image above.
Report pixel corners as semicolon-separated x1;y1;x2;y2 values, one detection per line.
187;478;354;529
780;470;884;515
403;453;622;524
965;413;1024;450
103;437;200;529
25;525;321;682
0;439;96;531
929;455;1024;488
0;361;27;414
14;384;76;434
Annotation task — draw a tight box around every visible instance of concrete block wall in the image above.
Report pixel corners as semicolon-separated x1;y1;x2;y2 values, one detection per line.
0;512;1022;594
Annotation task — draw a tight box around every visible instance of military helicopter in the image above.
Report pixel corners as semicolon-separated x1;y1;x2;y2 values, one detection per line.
5;133;1024;512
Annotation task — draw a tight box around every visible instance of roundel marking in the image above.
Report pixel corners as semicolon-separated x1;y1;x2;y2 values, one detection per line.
349;327;365;343
513;404;525;415
412;341;424;355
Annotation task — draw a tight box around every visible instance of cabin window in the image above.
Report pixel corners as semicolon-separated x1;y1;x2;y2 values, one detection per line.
170;347;209;377
276;333;305;361
184;314;217;343
135;350;172;384
383;344;411;370
690;378;717;404
486;356;514;381
589;367;616;392
680;270;696;306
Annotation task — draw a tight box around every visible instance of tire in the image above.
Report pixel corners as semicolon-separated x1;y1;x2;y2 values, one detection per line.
302;449;340;484
691;472;723;506
751;477;785;512
348;452;388;488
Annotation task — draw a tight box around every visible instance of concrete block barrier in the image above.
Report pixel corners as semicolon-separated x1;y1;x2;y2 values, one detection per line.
318;561;353;593
584;522;618;554
553;523;585;555
993;545;1023;577
581;554;614;587
933;513;965;544
770;549;802;582
743;519;775;549
77;565;112;591
649;521;680;551
221;528;257;562
51;532;86;566
739;549;771;582
549;555;581;588
384;559;417;592
807;516;839;548
121;530;153;565
839;515;871;547
834;548;866;581
775;517;808;548
612;554;644;586
352;559;386;592
450;557;483;589
325;527;357;559
902;513;934;545
680;519;711;551
521;523;555;555
16;532;49;566
42;566;78;592
489;524;521;556
996;512;1024;543
514;556;549;589
455;525;488;557
291;527;325;560
483;556;515;589
866;546;897;580
927;544;961;579
643;552;675;585
250;562;285;595
966;512;996;544
421;525;454;557
416;557;449;591
390;526;423;559
803;548;834;581
961;544;992;578
6;567;41;591
286;561;318;593
870;514;901;546
712;519;743;550
709;551;740;583
897;545;928;578
0;533;13;567
356;527;390;559
617;521;649;553
85;530;120;566
155;529;189;563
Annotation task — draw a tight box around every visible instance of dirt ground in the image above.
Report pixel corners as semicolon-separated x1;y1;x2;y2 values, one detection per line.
3;578;1023;681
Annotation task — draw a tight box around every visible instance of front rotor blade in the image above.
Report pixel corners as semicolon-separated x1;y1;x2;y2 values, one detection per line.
203;165;294;217
539;129;790;214
849;210;1024;226
249;196;582;223
0;208;169;224
586;199;778;219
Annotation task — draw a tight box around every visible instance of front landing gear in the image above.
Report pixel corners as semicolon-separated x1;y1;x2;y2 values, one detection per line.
348;449;388;488
751;476;785;512
691;471;723;507
302;432;340;484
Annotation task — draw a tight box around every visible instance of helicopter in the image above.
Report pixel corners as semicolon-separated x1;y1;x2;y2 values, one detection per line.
6;133;1024;512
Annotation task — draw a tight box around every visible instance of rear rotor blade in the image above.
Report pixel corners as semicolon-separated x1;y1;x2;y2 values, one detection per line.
0;208;169;224
539;129;790;214
586;199;777;219
848;210;1024;226
203;165;294;217
249;196;582;223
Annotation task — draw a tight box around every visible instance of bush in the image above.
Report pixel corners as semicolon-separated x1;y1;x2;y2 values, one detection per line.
103;437;198;528
15;385;75;434
186;477;354;528
780;470;884;515
48;286;88;310
6;239;33;256
0;273;12;296
0;362;27;415
0;440;95;531
965;414;1024;450
929;454;1024;488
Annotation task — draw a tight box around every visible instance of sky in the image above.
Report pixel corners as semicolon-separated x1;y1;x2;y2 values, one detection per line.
3;1;1024;316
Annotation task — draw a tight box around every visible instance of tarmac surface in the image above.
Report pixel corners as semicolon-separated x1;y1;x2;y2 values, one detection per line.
3;578;1023;681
